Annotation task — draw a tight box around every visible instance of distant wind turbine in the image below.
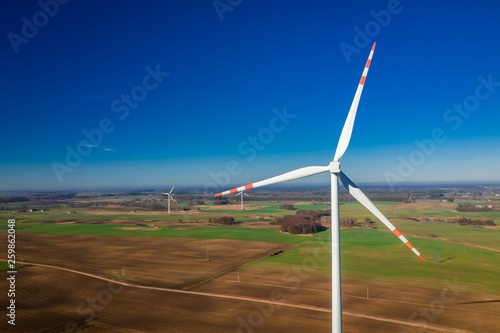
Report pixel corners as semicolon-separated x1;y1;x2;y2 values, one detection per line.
234;190;249;210
215;43;425;333
162;186;175;214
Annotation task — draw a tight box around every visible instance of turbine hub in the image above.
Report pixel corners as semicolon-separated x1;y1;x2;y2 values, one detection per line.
330;161;340;174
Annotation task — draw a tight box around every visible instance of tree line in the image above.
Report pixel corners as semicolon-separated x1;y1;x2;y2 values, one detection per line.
453;217;496;226
270;209;374;234
213;197;229;205
456;203;498;212
271;215;326;234
338;217;374;228
296;209;330;220
209;216;238;225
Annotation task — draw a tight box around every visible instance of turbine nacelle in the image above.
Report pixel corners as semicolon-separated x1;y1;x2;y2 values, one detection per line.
329;161;341;174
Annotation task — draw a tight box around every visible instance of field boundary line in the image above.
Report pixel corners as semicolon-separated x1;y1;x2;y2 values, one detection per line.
342;311;470;333
343;293;498;316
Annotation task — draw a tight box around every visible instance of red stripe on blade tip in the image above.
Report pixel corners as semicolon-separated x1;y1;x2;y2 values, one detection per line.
229;189;238;194
405;241;414;250
365;59;371;68
372;42;376;51
359;76;366;85
215;193;222;197
418;254;426;261
244;184;254;190
392;228;402;238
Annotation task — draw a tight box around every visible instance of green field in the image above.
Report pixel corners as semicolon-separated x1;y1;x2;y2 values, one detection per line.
244;227;500;295
0;261;26;270
340;202;394;219
340;201;500;222
378;219;500;251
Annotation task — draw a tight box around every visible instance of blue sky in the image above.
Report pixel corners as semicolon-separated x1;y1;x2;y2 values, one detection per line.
1;0;499;191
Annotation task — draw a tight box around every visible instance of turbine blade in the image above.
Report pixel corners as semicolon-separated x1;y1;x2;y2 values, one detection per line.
170;186;175;194
215;165;330;197
339;171;426;261
333;42;376;162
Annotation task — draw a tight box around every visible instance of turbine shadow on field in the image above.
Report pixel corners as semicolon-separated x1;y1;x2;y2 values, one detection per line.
370;291;385;299
438;256;456;263
457;300;500;305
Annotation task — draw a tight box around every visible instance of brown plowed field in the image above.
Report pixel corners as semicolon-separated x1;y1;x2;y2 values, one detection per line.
0;265;330;333
3;264;499;332
195;269;500;333
5;233;500;332
15;233;293;289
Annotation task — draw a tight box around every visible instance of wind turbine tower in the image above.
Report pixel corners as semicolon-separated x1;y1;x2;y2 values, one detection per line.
215;43;425;333
162;186;175;214
235;190;249;210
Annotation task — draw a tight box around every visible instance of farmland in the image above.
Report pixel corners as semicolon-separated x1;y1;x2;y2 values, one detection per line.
1;186;499;332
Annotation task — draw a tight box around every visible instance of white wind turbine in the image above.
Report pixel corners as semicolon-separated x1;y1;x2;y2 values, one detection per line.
215;43;425;332
162;186;175;214
234;190;249;210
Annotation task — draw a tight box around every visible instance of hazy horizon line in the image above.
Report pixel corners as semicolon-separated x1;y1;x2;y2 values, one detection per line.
2;180;500;194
